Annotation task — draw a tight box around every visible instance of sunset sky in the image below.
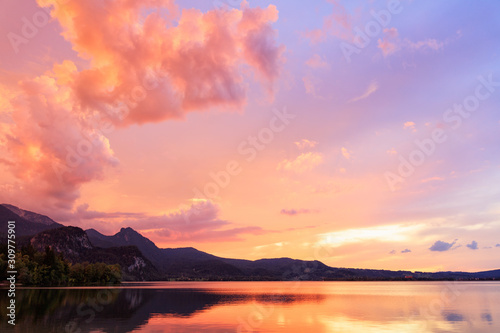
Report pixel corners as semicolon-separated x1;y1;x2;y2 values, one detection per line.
1;0;500;273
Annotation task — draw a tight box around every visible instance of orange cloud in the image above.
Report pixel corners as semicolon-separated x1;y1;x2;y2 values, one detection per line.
2;0;285;211
277;152;324;174
37;0;284;125
341;147;352;160
404;121;416;131
294;139;318;150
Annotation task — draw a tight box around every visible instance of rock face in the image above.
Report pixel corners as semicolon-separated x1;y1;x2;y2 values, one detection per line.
29;226;158;281
86;227;166;266
31;226;93;261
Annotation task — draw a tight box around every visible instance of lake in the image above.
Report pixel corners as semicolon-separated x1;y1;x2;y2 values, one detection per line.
1;281;499;332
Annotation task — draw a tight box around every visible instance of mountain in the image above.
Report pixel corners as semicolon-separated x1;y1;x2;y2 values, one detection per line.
86;228;243;278
2;204;500;281
2;204;59;225
86;227;166;266
472;269;500;279
0;204;64;237
28;226;158;281
86;227;500;281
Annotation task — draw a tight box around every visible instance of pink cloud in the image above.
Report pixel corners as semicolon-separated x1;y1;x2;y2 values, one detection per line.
377;28;400;57
71;200;269;243
303;0;353;44
348;80;379;102
302;75;318;96
306;54;330;69
1;0;285;211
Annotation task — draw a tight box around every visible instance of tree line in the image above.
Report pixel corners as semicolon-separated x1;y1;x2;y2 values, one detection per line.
0;244;121;286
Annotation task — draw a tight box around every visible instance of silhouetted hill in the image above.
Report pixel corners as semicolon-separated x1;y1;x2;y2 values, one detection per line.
472;269;500;279
2;204;59;225
0;204;63;237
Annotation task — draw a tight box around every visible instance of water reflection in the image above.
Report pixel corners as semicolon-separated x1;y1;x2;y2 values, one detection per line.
0;282;498;333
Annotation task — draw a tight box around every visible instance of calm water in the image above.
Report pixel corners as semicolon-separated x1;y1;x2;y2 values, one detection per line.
1;281;499;332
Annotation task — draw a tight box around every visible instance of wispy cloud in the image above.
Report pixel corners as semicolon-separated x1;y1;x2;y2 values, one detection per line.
306;54;330;69
348;81;378;103
377;28;400;57
76;200;269;243
280;208;315;216
377;28;462;57
341;147;352;160
303;0;353;44
404;121;416;131
294;139;318;150
277;152;324;174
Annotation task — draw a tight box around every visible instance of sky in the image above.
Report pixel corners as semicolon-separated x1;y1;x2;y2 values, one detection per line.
1;0;500;273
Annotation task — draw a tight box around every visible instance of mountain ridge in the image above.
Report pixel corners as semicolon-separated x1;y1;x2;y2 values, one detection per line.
0;204;64;237
1;204;499;281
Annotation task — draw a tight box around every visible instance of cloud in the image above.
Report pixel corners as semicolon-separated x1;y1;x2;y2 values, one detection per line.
1;69;119;210
277;152;324;174
303;75;319;96
389;250;396;255
421;177;444;183
377;28;400;57
429;240;457;252
294;139;318;150
386;148;398;155
348;81;378;103
306;54;330;69
303;0;352;44
497;244;500;247
280;208;314;216
401;249;411;253
444;313;464;322
76;200;268;243
466;240;479;250
404;121;416;131
2;0;285;211
406;39;444;52
377;28;461;58
341;147;351;160
75;203;147;220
